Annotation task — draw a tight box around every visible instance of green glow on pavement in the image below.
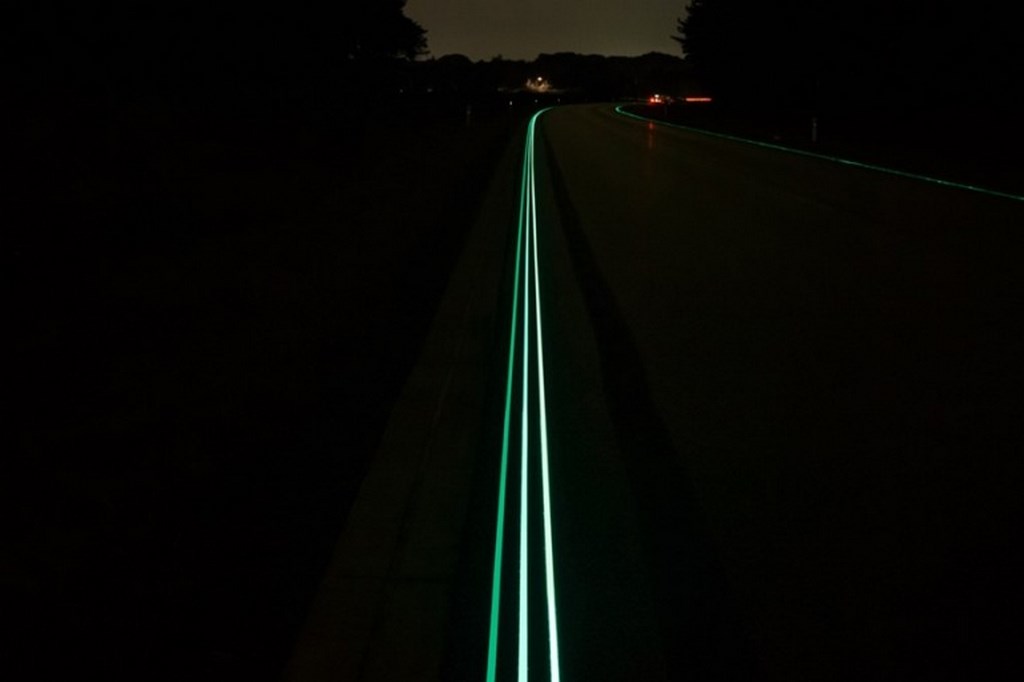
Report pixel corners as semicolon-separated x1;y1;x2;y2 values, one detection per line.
614;105;1024;203
518;116;532;682
529;114;562;682
489;107;560;681
486;115;532;682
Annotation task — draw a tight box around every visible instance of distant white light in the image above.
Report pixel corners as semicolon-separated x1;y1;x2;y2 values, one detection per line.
526;77;552;93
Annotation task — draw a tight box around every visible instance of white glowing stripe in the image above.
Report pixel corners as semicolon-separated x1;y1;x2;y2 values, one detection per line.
487;104;534;682
518;115;532;682
529;111;562;682
504;108;558;682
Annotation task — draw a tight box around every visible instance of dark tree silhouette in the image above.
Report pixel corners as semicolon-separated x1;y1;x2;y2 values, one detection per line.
674;0;1023;119
338;2;427;61
13;1;427;101
674;0;824;110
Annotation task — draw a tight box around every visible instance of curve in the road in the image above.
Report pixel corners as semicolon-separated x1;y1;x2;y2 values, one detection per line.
615;105;1024;203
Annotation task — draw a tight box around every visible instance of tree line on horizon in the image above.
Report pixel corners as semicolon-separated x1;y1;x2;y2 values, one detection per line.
411;52;698;102
12;0;697;109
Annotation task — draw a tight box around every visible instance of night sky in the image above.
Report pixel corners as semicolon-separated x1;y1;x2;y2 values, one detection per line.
405;0;688;60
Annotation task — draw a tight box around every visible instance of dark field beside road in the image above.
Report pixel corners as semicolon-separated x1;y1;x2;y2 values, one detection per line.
10;94;520;681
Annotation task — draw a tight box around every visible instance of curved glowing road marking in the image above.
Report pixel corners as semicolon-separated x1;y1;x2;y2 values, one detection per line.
615;105;1024;203
487;108;560;682
487;114;531;681
530;117;562;682
518;117;531;681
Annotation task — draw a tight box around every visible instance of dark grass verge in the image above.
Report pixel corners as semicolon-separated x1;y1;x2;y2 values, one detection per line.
8;94;518;682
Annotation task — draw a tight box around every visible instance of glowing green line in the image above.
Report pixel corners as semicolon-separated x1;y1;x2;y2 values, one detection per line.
486;119;532;682
518;119;531;682
492;107;559;682
614;105;1024;203
529;110;562;682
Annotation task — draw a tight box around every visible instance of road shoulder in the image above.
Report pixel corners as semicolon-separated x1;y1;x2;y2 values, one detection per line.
284;131;523;682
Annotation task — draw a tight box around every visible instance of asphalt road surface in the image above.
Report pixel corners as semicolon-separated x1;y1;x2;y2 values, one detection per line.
472;104;1023;681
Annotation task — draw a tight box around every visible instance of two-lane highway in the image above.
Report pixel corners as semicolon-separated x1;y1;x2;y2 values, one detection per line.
484;104;1023;680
